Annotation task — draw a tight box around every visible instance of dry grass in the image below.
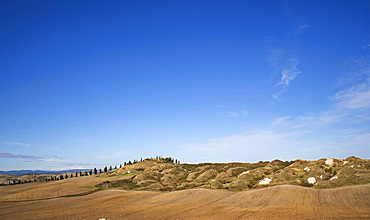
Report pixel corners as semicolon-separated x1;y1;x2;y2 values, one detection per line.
0;184;369;219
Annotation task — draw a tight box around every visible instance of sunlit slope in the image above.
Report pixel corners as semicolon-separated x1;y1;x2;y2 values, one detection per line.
98;157;370;191
0;157;368;203
0;185;369;219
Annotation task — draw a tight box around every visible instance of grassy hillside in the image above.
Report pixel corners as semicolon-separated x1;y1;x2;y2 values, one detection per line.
96;156;369;192
0;157;368;219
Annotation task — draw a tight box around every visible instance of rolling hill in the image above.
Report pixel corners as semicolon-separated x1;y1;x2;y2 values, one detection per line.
0;157;369;219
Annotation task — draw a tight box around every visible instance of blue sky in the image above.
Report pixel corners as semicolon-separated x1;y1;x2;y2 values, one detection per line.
1;0;369;170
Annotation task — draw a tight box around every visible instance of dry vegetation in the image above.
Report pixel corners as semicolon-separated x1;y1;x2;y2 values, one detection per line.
0;157;369;219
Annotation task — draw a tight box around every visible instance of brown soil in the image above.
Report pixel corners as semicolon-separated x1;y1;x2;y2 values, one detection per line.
0;184;369;219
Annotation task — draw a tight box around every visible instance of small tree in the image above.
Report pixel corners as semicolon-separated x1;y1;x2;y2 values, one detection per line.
124;162;127;166
94;168;97;175
104;166;108;173
109;166;112;171
120;164;122;168
99;169;102;174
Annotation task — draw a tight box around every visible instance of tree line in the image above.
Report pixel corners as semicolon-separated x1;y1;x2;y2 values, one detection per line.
0;156;180;186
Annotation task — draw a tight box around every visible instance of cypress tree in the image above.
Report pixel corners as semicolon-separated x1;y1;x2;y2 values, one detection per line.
109;166;112;171
94;168;97;175
104;166;107;173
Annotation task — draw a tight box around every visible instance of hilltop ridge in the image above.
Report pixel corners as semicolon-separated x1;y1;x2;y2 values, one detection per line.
97;156;369;191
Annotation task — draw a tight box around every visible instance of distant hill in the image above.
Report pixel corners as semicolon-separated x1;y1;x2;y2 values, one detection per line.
0;169;89;176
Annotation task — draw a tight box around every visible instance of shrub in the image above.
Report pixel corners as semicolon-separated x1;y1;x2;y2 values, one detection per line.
301;182;313;187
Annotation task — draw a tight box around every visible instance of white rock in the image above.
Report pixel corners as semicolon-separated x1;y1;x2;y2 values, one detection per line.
307;177;316;184
325;159;334;167
330;176;338;181
320;175;323;179
127;171;131;174
239;171;250;176
259;178;272;185
211;179;215;182
342;161;348;166
351;165;354;168
303;167;310;172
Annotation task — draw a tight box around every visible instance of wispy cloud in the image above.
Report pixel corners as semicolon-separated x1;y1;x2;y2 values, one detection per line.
43;156;64;162
5;141;30;147
0;152;41;159
333;83;370;110
227;109;248;118
227;112;239;117
276;59;301;86
0;152;66;164
181;129;312;163
295;24;310;34
271;116;291;126
298;24;309;30
272;58;301;99
180;126;369;163
267;48;284;66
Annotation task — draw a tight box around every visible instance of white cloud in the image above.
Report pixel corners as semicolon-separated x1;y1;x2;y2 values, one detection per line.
181;129;309;163
179;126;369;163
271;116;291;126
227;109;248;118
295;24;310;34
6;141;30;147
267;48;284;66
298;24;309;30
276;59;301;86
0;152;41;159
227;112;239;117
296;110;346;126
272;59;301;99
43;156;64;162
333;83;370;110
